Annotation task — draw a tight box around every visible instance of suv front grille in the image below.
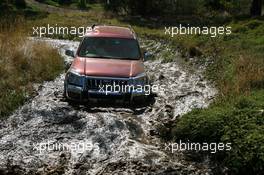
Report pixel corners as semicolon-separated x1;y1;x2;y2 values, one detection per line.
86;77;129;90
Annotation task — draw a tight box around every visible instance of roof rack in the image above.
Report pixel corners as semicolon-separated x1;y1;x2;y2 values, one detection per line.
128;25;136;35
91;24;137;37
91;24;100;29
127;25;135;33
92;24;134;30
91;23;106;29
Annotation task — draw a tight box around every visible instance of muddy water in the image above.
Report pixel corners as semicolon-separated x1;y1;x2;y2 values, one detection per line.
0;38;216;175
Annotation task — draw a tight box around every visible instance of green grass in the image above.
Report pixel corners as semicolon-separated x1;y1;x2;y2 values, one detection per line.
36;0;104;10
0;21;64;118
44;0;59;7
36;0;65;7
166;90;264;174
152;17;264;174
0;1;48;19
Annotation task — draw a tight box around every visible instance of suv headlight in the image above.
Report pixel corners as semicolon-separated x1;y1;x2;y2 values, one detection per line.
130;73;148;86
66;71;84;87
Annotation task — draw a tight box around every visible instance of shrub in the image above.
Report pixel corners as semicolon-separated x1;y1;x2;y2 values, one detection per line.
78;0;86;9
15;0;26;8
58;0;72;5
0;20;64;118
169;91;264;174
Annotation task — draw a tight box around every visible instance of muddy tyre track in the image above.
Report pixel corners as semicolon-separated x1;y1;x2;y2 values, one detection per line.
0;38;216;175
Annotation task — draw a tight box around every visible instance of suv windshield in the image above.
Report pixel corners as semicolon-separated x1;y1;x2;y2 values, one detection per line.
78;37;141;60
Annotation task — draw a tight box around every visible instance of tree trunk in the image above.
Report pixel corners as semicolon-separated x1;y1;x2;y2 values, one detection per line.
250;0;262;16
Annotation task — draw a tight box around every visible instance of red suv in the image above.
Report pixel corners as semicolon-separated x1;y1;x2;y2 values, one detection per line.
64;25;151;103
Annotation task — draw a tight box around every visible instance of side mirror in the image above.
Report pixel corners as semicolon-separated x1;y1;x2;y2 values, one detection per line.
143;51;153;61
65;50;75;57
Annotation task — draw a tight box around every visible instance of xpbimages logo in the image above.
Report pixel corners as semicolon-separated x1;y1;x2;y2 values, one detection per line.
165;24;232;38
164;140;232;154
32;140;100;154
98;83;154;95
32;24;99;38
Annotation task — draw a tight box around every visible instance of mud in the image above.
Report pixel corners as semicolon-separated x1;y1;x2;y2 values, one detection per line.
0;37;216;175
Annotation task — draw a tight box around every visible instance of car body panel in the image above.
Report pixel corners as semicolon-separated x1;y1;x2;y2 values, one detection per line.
70;57;144;78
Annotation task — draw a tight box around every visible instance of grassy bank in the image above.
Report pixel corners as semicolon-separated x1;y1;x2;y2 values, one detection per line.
164;90;264;174
156;18;264;175
0;19;64;118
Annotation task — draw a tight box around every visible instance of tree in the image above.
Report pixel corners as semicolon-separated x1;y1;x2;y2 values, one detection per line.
15;0;26;8
78;0;87;9
250;0;262;16
58;0;72;5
